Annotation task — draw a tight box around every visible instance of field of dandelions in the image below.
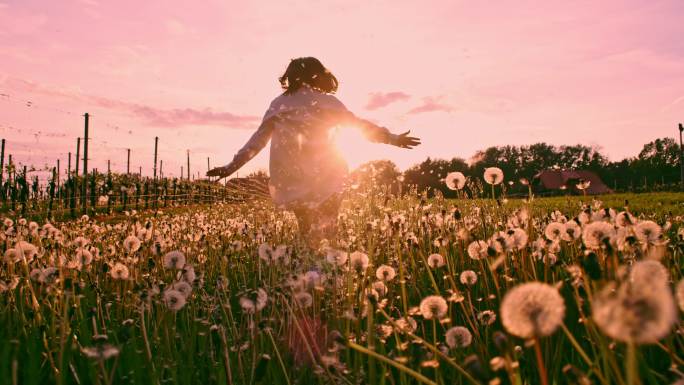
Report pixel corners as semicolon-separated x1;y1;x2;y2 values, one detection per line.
1;168;684;385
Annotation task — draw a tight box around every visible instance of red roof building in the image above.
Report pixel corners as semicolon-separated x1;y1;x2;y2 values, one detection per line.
533;170;612;195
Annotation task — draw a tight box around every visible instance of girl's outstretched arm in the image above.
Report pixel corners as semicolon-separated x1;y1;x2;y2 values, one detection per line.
331;110;420;149
207;117;276;178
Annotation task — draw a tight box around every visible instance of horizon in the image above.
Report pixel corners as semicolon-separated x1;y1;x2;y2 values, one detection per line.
1;0;683;179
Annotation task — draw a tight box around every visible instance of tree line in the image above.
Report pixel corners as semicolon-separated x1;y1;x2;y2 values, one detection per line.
349;137;683;196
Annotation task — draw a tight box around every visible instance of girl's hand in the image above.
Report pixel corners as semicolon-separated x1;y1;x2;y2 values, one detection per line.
392;130;421;149
207;166;234;178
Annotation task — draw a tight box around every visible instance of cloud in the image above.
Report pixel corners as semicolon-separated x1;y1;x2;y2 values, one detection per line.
407;96;454;115
365;91;410;110
1;75;260;128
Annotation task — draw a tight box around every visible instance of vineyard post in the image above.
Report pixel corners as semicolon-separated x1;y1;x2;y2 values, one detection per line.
0;138;4;202
186;150;190;180
153;136;158;179
8;154;13;210
81;113;89;214
153;136;158;208
160;160;163;179
75;138;80;176
679;123;683;190
127;148;131;175
181;166;183;181
48;167;56;218
57;158;60;194
107;159;110;174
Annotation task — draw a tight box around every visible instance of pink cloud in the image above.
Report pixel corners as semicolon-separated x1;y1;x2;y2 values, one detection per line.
365;91;410;110
407;96;454;115
1;76;260;128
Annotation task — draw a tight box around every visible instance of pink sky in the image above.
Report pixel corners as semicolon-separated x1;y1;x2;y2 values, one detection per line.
1;0;683;180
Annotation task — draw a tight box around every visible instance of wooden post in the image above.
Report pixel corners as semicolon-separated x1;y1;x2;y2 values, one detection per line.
153;136;158;180
139;166;142;176
127;148;131;175
68;152;71;178
81;113;89;213
181;166;183;181
0;139;4;199
56;158;60;193
75;137;81;176
160;160;163;179
107;159;110;174
187;150;190;180
679;123;683;190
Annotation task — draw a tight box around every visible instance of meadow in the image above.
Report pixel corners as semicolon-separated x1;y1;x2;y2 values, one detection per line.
1;174;683;385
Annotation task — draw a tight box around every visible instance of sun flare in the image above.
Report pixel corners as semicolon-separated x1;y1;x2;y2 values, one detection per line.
330;126;380;170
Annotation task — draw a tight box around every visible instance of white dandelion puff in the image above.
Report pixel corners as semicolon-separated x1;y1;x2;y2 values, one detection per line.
427;253;446;268
445;172;466;190
445;326;473;348
500;282;565;339
375;265;396;282
419;295;448;320
483;167;504;185
162;250;186;269
163;289;187;311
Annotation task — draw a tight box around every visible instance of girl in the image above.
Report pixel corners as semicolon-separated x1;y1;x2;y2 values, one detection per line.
207;57;420;241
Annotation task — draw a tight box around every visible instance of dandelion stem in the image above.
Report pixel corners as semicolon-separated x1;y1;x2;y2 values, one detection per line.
533;338;549;385
347;342;437;385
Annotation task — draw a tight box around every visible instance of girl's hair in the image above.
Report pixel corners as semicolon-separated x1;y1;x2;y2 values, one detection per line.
279;57;338;95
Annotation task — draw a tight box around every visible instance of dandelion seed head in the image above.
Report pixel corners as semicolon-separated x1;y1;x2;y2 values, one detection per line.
162;250;186;270
419;295;448;320
445;326;473;348
460;270;478;286
500;282;565;339
427;253;446;268
163;289;187;311
483;167;504;185
445;172;466;190
375;264;396;281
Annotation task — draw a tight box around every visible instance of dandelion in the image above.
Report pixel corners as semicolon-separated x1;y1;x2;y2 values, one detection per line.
467;240;489;260
258;243;288;264
615;211;636;227
427;253;446;268
294;291;313;308
181;265;196;283
544;222;564;241
582;221;616;250
163;289;187;311
350;251;369;272
445;326;473;348
75;248;93;267
395;317;418;333
123;235;141;253
14;240;38;262
634;220;662;247
375;265;396;282
239;288;268;314
483;167;504;185
500;282;565;339
478;310;497;326
507;228;528;250
561;221;581;241
419;295;448;320
326;248;348;266
81;344;120;360
163;250;186;269
445;172;466;190
110;263;130;280
172;281;193;298
460;270;478;286
592;278;676;344
72;236;90;248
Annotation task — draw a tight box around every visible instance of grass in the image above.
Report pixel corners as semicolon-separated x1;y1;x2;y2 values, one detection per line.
0;190;682;384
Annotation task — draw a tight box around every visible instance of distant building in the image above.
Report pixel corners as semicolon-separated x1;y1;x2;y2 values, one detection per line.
533;170;612;195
